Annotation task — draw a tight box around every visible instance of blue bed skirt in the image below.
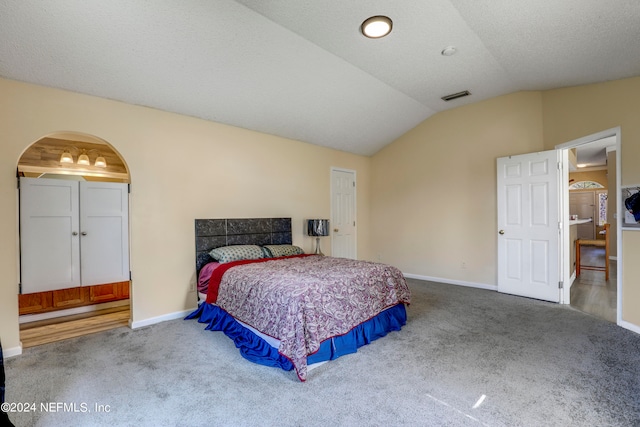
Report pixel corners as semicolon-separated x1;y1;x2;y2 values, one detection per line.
186;302;407;372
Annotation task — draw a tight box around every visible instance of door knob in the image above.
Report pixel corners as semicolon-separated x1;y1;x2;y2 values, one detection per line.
72;231;78;236
498;230;505;235
81;231;87;236
334;228;339;232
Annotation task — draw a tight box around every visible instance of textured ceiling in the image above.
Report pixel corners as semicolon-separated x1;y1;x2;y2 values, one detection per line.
1;1;639;156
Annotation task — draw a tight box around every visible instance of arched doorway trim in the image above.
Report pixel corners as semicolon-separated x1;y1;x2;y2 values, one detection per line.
17;131;130;182
16;131;132;331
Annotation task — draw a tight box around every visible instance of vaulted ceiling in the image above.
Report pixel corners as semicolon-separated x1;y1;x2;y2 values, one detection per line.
1;1;639;156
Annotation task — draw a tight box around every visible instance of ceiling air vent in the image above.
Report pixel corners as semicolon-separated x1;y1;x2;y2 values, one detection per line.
441;90;471;102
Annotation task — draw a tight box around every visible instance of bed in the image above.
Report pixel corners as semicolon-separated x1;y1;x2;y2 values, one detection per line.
186;218;411;381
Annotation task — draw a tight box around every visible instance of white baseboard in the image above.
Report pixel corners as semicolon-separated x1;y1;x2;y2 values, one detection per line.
4;344;23;358
403;273;497;291
129;308;196;329
619;320;640;335
569;271;576;288
404;272;639;335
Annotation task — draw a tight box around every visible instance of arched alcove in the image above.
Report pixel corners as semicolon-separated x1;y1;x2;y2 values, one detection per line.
17;131;130;182
16;131;131;344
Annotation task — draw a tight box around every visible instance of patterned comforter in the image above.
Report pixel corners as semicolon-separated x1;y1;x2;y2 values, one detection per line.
214;255;411;381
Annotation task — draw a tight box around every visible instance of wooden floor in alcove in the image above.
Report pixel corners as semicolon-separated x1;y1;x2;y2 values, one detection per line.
20;305;130;348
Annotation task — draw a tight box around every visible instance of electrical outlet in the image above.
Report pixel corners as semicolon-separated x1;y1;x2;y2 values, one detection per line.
189;280;196;292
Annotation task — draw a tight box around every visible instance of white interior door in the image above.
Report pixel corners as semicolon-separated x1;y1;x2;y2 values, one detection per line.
20;177;80;293
80;181;129;286
331;168;356;259
497;151;561;302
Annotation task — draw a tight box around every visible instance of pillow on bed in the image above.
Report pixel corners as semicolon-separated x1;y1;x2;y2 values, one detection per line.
262;244;305;258
198;262;221;293
208;245;264;263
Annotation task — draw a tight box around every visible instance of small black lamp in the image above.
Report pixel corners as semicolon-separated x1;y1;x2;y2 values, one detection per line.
307;219;330;255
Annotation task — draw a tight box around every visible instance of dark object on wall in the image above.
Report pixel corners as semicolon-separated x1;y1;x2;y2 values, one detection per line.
0;340;15;426
625;192;640;222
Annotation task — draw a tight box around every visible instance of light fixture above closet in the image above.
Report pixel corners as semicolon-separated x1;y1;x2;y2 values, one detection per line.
94;156;107;168
60;147;107;168
77;150;91;166
60;150;74;164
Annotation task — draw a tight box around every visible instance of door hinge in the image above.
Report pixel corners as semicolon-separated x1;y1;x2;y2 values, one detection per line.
18;283;22;294
129;271;132;280
128;183;131;193
558;281;564;289
353;221;356;226
352;181;355;187
557;161;562;170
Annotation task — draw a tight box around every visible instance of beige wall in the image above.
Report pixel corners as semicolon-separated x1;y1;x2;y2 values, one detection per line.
371;76;640;330
4;75;640;352
569;170;608;187
370;91;545;284
0;78;371;352
542;77;640;184
542;76;640;327
622;232;640;322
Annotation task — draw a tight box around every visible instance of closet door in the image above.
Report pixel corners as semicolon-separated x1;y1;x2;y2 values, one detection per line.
20;177;81;293
80;182;129;286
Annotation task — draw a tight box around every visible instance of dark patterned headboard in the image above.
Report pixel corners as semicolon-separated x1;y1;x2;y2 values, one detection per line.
195;218;292;274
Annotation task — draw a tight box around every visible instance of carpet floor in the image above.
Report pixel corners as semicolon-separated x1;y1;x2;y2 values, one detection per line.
4;279;640;426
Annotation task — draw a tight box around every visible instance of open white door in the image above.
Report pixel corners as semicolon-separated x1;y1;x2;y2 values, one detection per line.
497;151;561;302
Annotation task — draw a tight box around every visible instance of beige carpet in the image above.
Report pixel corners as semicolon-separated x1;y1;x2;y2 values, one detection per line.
5;279;640;426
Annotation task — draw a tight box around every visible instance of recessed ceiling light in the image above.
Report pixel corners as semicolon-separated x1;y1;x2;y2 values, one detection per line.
441;46;457;56
361;16;393;39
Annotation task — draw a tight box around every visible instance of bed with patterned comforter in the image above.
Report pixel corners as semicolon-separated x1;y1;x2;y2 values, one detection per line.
188;254;411;381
